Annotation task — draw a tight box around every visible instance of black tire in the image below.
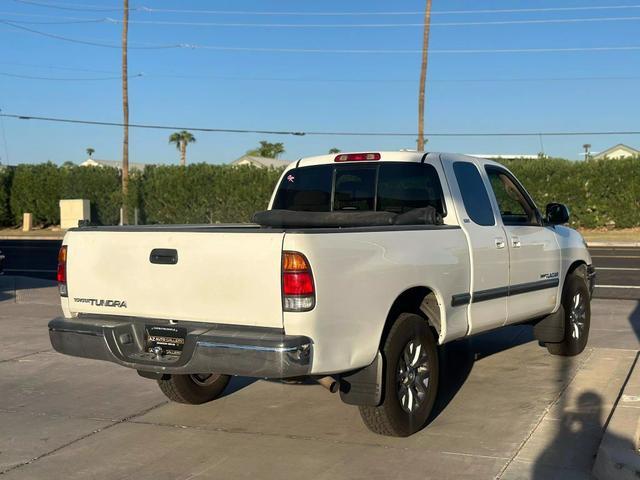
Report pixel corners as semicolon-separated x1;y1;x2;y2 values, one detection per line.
157;373;230;404
359;313;439;437
546;267;591;356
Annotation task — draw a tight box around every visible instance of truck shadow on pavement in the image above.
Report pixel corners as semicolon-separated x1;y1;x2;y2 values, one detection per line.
432;324;534;421
630;301;640;343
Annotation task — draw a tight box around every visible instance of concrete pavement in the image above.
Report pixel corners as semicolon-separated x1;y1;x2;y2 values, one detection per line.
0;277;638;479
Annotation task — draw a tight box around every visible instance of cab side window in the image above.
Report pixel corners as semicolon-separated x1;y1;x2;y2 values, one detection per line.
485;167;540;226
453;161;495;226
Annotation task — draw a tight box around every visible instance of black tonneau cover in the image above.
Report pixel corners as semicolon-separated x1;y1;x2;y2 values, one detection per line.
252;207;442;228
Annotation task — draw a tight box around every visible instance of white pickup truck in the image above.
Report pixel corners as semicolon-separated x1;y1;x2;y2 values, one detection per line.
49;151;595;437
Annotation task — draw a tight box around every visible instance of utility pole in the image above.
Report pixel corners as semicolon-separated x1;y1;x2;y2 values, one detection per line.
121;0;129;224
417;0;432;151
583;143;592;161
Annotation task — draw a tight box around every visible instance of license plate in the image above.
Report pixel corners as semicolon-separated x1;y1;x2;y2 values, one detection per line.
146;325;187;356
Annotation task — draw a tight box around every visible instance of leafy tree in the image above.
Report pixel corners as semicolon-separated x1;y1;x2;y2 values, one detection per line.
328;148;341;154
247;141;285;159
169;130;197;166
86;147;95;158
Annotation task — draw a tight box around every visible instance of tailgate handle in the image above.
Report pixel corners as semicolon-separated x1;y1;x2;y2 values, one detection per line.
149;248;178;265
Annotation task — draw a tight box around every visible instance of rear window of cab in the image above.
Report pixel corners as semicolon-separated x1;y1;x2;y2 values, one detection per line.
272;162;446;216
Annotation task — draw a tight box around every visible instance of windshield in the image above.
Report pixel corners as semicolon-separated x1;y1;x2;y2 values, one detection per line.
272;162;446;216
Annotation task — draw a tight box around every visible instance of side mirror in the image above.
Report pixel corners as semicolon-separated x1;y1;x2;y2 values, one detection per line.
546;203;570;225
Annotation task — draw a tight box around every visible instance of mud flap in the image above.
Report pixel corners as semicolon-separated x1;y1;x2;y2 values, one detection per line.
339;352;383;406
533;306;565;343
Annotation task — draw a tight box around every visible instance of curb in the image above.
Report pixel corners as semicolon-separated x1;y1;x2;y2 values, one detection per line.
0;235;64;241
587;242;640;248
593;352;640;480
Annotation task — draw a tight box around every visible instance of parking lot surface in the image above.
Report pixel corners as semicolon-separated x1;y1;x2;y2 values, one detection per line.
0;273;638;480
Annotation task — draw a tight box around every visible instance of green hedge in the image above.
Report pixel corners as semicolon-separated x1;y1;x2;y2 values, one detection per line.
138;164;282;224
0;166;12;226
500;157;640;228
2;158;638;228
9;163;123;226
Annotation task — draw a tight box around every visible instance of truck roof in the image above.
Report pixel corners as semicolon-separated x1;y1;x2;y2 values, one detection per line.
292;151;504;170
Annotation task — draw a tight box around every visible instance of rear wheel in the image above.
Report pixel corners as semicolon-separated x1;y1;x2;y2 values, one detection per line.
547;267;591;356
359;313;439;437
157;373;230;404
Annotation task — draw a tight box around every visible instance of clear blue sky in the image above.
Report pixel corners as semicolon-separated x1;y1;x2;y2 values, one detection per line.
0;0;639;165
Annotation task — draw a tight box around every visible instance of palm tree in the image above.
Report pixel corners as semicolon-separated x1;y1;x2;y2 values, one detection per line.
417;0;433;151
583;144;592;161
169;131;197;166
328;148;341;154
86;147;95;158
247;141;285;159
121;0;129;224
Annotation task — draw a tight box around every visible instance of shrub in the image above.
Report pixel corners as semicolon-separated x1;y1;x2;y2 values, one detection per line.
0;166;12;227
2;158;638;229
9;163;62;226
138;164;282;224
500;157;640;228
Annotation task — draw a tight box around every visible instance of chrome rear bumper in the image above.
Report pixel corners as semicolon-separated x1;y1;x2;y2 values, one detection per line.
48;315;312;378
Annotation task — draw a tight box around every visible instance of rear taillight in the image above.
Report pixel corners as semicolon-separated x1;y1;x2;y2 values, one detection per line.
335;152;381;162
282;251;315;312
57;245;68;297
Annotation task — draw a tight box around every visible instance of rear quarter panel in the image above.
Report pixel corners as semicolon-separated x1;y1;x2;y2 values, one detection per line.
283;228;470;374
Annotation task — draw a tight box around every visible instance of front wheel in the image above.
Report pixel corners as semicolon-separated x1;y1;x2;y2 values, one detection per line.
157;373;230;404
546;267;591;356
359;313;439;437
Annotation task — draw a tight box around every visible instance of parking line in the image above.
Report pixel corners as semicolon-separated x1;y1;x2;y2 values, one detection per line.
591;255;640;259
595;285;640;289
596;267;640;271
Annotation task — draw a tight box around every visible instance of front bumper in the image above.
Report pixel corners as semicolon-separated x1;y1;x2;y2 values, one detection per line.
48;315;312;378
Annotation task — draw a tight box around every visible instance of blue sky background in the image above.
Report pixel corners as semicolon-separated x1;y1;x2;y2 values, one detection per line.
0;0;639;165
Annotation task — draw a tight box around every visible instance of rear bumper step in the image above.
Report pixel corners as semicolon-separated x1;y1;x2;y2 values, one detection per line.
48;315;313;378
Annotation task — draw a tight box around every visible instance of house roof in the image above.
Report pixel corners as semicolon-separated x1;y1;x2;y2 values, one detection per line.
593;144;640;160
231;155;291;168
80;158;150;171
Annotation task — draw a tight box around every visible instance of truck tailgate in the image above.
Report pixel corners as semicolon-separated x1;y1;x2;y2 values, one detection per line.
64;230;285;328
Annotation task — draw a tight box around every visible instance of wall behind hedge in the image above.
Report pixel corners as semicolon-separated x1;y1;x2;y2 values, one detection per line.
1;158;638;228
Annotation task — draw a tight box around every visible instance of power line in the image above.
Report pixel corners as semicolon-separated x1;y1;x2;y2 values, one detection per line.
4;13;640;28
0;71;142;80
2;113;640;138
0;19;178;48
11;0;640;16
2;63;639;84
4;21;640;54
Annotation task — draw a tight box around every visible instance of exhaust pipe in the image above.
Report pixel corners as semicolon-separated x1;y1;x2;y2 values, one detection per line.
316;376;339;393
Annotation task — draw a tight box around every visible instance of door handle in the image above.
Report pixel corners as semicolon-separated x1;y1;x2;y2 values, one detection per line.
512;237;521;248
149;248;178;265
495;238;506;249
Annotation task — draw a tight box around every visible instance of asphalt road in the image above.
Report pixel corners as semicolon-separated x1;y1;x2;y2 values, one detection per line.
1;239;638;300
0;239;61;280
0;277;638;479
590;246;640;300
